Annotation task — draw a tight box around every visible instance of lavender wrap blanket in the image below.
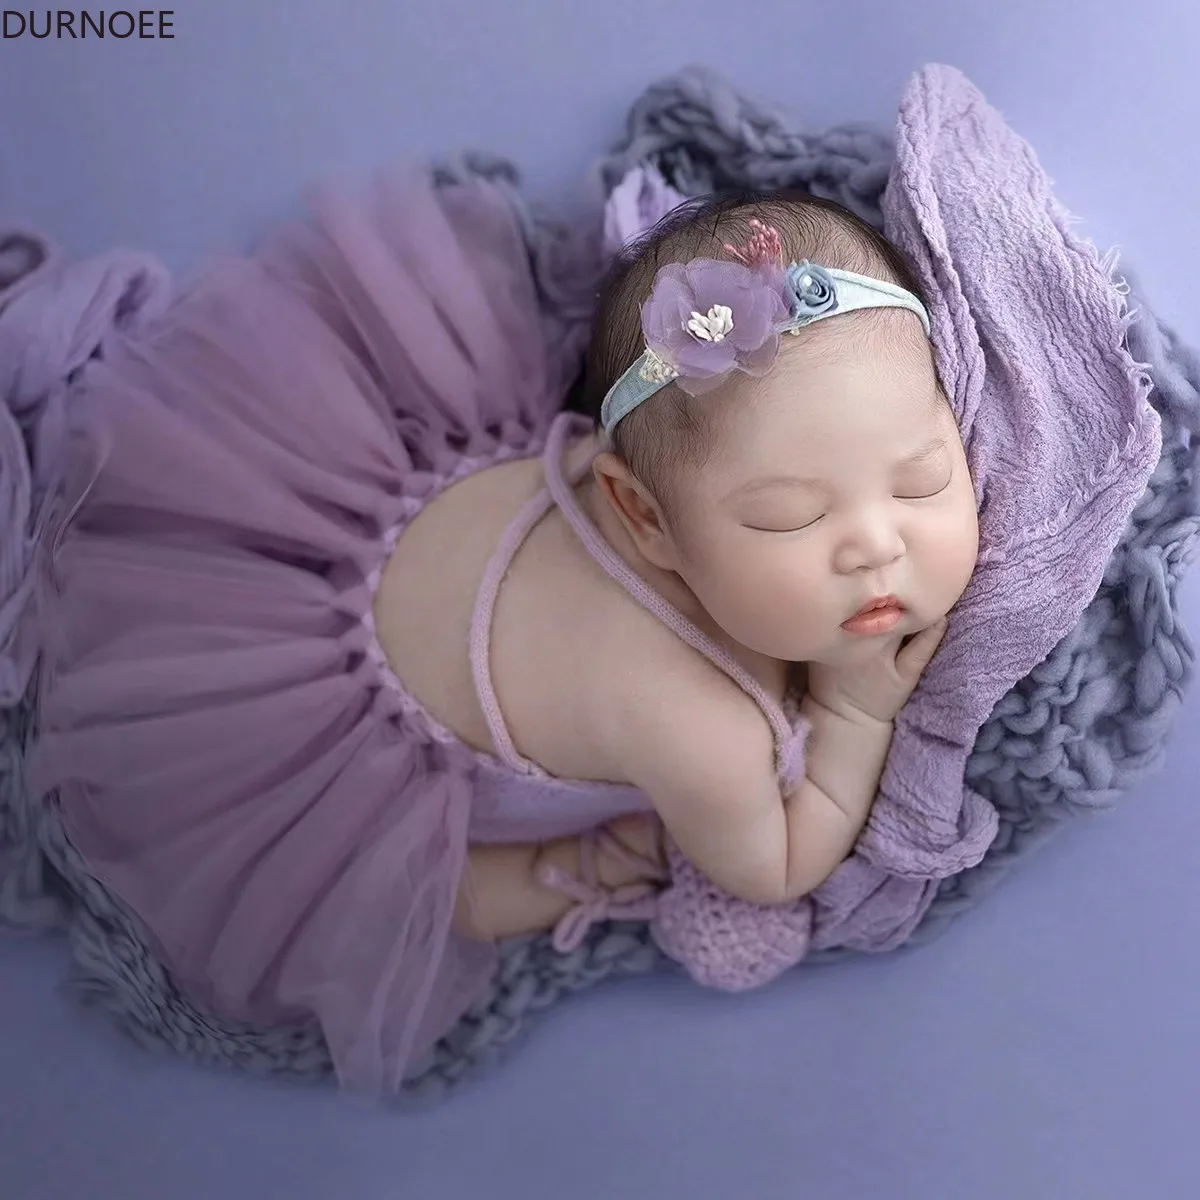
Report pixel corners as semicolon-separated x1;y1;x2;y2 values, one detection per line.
2;64;1197;1101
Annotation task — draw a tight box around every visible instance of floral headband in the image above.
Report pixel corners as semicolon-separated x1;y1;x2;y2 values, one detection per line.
599;220;933;434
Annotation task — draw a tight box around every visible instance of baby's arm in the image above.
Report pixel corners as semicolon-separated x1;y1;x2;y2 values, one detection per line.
623;686;893;908
626;622;946;907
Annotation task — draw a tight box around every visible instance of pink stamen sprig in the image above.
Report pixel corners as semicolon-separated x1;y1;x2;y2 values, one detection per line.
723;219;784;269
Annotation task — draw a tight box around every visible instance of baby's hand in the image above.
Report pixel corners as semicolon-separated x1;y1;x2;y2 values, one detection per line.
808;618;948;725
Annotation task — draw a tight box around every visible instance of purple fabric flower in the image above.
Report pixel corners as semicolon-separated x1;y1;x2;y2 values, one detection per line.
640;259;793;396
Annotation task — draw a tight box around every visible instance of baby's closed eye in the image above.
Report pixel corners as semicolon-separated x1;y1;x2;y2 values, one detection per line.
893;441;954;499
745;513;824;534
893;464;952;500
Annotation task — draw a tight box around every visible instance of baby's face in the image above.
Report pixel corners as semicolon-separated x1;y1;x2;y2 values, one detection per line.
667;315;979;666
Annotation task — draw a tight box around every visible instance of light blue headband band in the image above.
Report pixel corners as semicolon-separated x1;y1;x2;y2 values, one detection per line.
600;261;933;435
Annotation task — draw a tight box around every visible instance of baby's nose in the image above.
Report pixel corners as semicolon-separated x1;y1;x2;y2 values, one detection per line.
837;522;905;574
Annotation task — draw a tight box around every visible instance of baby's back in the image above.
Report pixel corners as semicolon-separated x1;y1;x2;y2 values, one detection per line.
373;437;788;785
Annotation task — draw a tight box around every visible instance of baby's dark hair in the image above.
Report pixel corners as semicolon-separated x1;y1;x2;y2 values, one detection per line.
580;188;929;519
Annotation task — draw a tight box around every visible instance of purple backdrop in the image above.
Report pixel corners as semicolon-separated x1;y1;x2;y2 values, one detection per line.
3;3;1199;1198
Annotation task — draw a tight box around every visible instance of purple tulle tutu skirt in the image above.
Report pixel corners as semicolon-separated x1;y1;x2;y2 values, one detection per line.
29;171;572;1092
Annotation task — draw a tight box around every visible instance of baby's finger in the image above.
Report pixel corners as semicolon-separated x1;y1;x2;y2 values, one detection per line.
895;617;948;677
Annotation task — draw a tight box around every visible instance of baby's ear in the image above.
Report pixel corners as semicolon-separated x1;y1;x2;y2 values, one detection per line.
590;452;680;571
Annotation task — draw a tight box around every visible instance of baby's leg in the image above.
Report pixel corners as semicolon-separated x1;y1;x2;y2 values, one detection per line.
454;815;665;942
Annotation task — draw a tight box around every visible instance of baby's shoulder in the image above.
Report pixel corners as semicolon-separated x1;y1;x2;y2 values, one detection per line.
602;633;782;798
493;543;780;789
572;613;786;813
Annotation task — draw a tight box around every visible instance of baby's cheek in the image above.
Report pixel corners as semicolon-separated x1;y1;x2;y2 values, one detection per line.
927;511;979;603
716;551;815;640
766;571;828;643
